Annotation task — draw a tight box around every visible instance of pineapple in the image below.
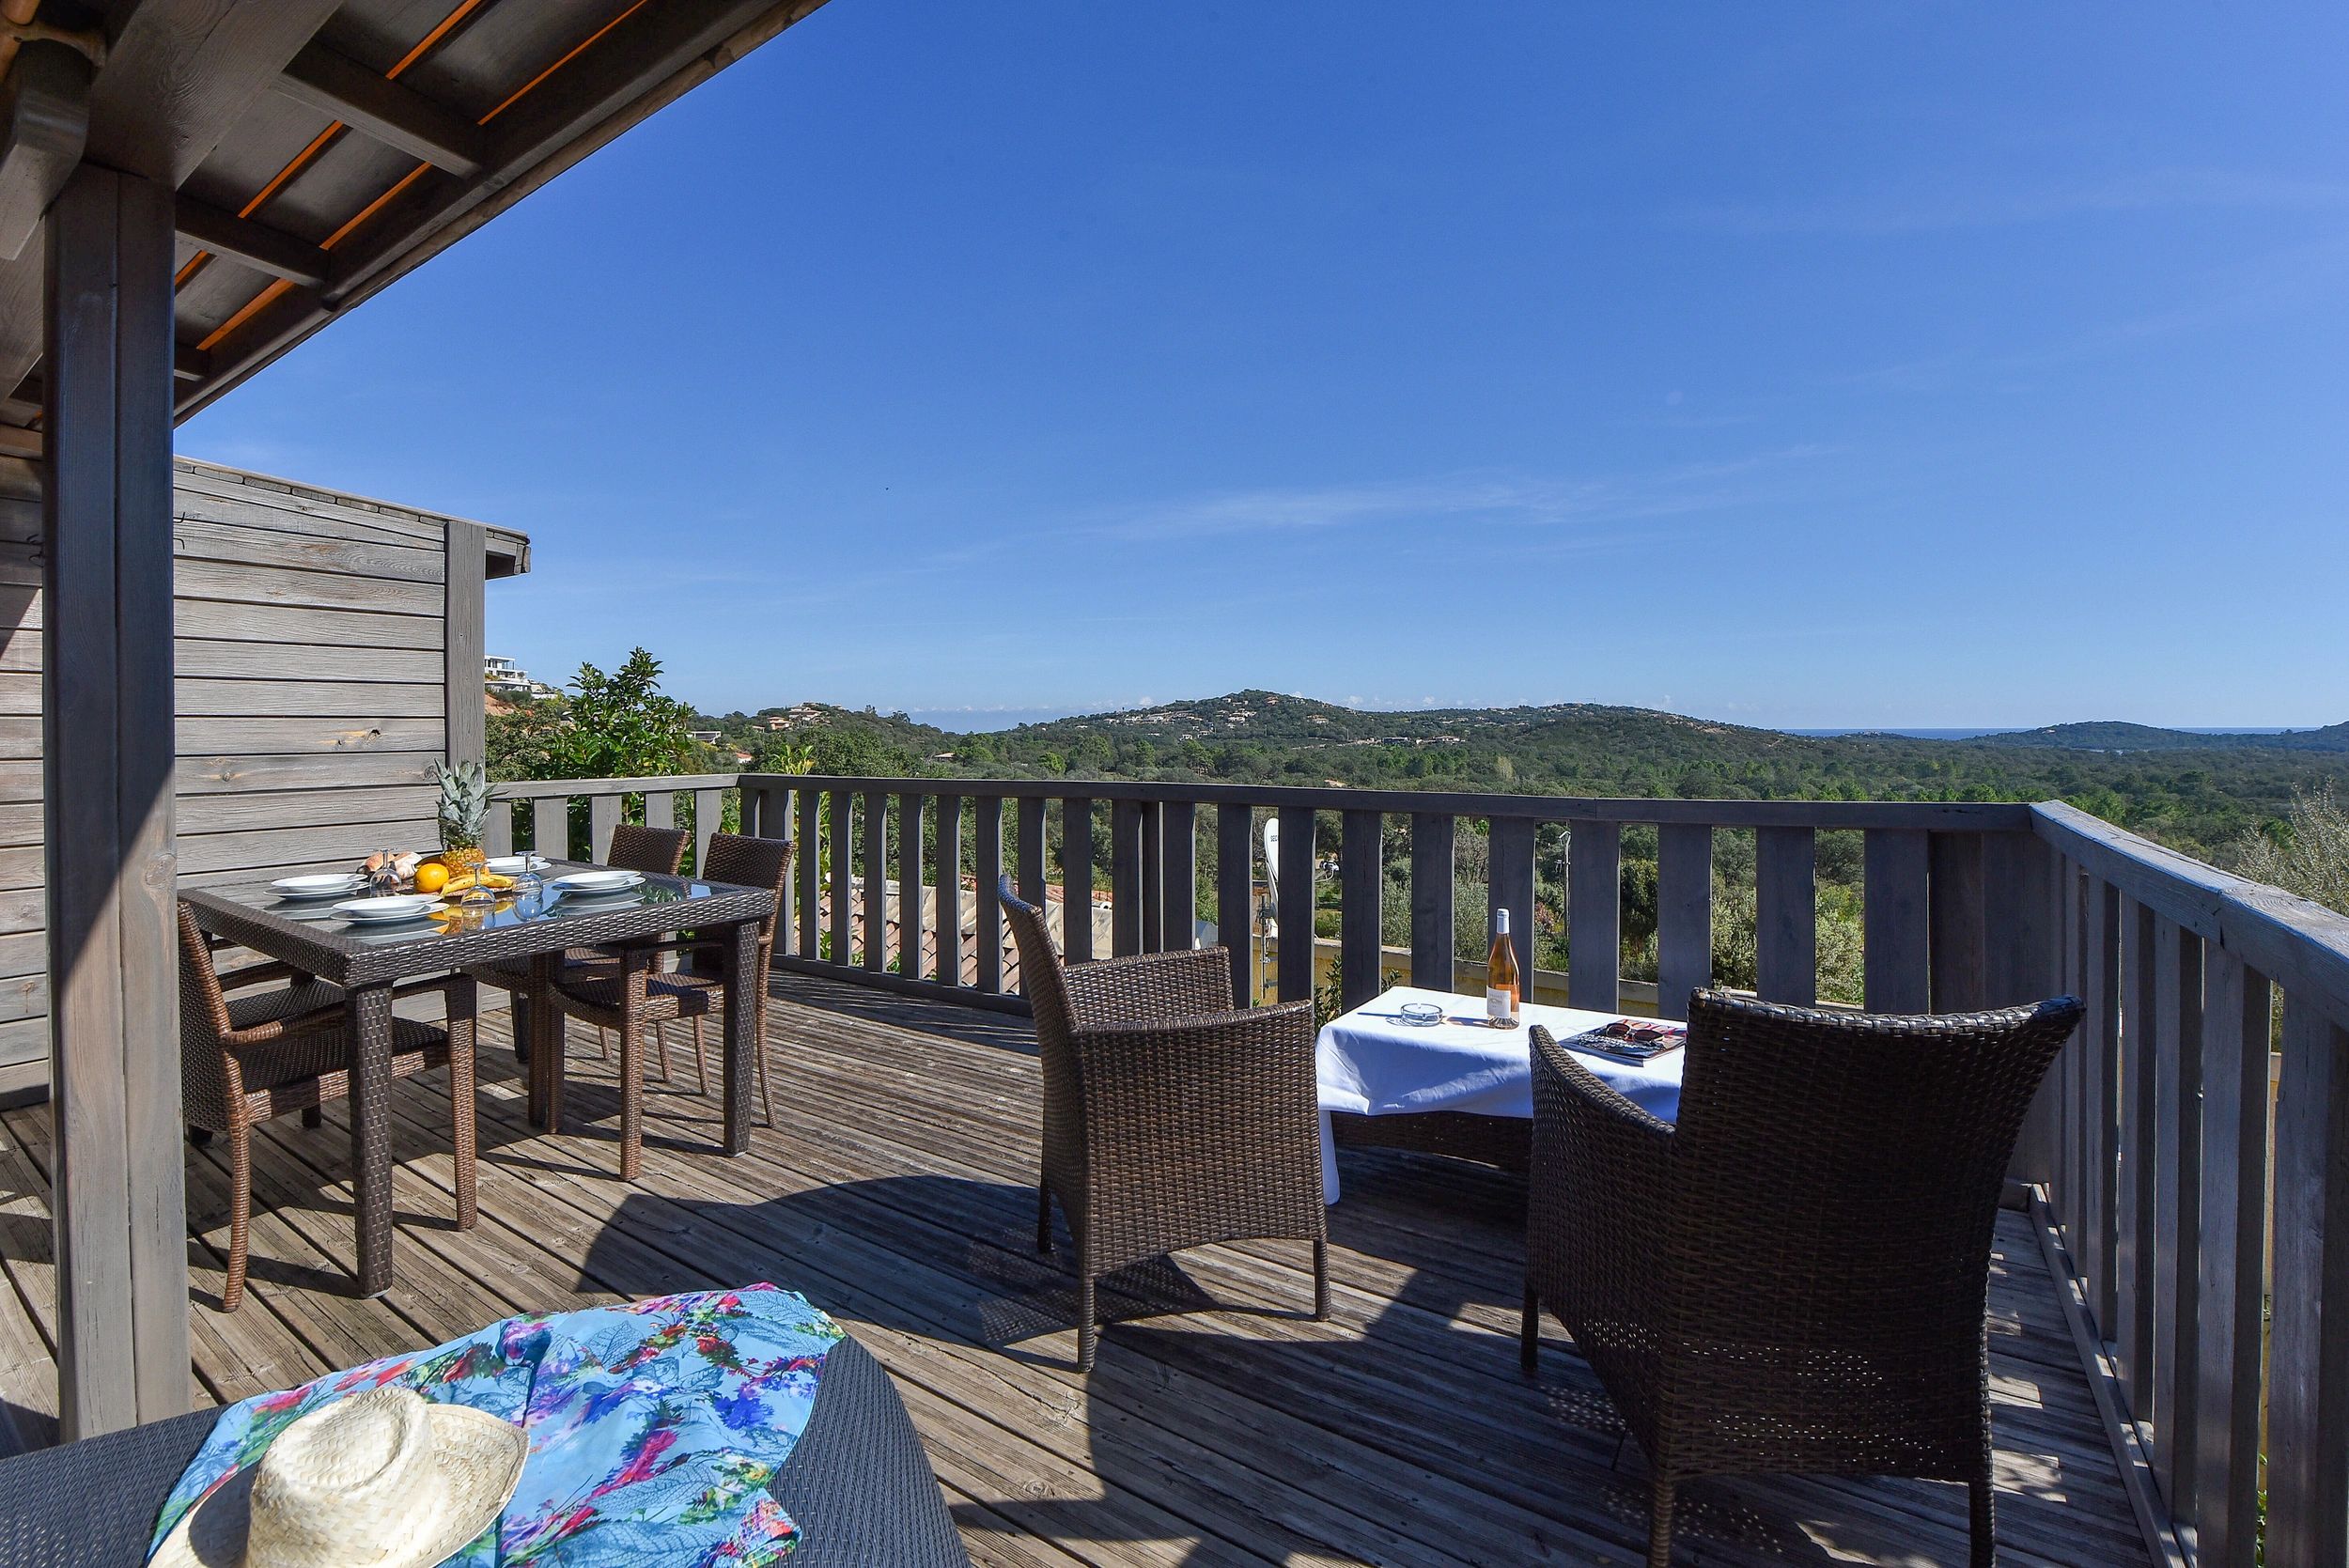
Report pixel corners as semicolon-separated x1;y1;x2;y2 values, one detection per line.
433;760;498;875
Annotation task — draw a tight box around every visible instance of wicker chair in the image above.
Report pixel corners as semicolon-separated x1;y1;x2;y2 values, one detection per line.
998;876;1328;1370
178;903;478;1311
539;833;793;1175
472;822;690;1066
1520;989;2081;1568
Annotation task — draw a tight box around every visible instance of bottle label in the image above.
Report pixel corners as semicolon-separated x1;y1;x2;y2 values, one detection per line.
1486;986;1515;1022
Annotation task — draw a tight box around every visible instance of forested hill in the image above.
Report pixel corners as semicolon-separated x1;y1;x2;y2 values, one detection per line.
697;691;2349;862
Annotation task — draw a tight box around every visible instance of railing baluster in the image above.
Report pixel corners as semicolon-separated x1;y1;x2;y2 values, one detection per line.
693;788;722;877
1340;810;1382;1011
645;790;676;831
1017;797;1048;906
862;791;888;974
1160;800;1197;952
1487;815;1536;1002
1567;820;1620;1011
770;785;794;953
2193;948;2269;1568
2267;996;2349;1568
1110;800;1144;957
1219;803;1253;1002
1060;799;1094;964
2059;857;2086;1234
2149;913;2203;1523
936;796;963;987
1861;827;1930;1012
1141;801;1165;953
829;789;852;966
486;804;513;859
1657;823;1713;1020
973;798;1003;992
2115;896;2157;1410
534;796;568;862
1275;805;1315;1003
796;787;820;959
899;795;926;982
1927;831;1987;1012
1409;813;1455;993
1754;824;1815;1005
2082;876;2121;1336
589;794;620;862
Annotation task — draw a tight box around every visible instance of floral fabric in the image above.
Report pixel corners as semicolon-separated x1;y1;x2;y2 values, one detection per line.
150;1284;843;1567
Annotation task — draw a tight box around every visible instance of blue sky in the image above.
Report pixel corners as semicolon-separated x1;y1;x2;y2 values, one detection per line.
181;3;2349;729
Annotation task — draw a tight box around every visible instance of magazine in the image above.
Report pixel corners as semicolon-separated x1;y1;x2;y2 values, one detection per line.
1563;1017;1687;1065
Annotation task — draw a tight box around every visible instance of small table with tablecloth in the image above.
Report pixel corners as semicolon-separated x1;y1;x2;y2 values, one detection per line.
1315;986;1685;1202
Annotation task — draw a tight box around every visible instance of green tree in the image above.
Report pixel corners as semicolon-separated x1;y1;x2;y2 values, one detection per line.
2230;784;2349;914
555;648;702;779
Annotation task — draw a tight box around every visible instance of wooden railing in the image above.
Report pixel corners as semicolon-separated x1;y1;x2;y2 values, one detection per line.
483;774;739;873
506;767;2349;1566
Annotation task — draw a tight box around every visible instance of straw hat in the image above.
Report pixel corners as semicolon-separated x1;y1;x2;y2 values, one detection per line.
153;1386;526;1568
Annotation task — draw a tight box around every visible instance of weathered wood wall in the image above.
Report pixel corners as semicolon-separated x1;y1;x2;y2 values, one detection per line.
0;456;523;1101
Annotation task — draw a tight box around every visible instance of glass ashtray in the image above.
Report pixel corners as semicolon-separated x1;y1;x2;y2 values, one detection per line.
1396;1001;1444;1027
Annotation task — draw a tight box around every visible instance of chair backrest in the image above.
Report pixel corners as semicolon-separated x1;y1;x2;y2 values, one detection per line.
176;902;238;1130
697;833;793;959
1663;989;2081;1346
605;823;690;876
998;876;1076;1052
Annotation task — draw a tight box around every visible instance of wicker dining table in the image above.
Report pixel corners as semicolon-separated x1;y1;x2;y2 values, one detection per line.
180;862;777;1297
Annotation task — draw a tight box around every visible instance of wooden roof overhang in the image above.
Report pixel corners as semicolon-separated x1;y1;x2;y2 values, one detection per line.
0;0;832;458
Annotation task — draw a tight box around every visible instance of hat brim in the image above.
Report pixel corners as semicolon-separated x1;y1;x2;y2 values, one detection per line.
150;1402;527;1568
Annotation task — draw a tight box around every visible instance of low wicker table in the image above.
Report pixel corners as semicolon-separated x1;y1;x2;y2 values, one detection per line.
0;1335;969;1568
183;862;775;1296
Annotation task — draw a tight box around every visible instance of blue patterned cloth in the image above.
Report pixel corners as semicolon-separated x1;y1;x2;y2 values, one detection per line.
150;1284;844;1566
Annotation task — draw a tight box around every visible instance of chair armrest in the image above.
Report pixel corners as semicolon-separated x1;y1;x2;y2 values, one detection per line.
216;960;311;993
1063;946;1236;1026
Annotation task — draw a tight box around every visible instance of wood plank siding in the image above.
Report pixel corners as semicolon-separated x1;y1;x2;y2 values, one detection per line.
0;458;523;1102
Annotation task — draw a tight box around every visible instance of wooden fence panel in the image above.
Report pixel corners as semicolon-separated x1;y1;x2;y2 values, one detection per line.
1487;816;1536;999
1657;823;1714;1020
2267;999;2349;1568
1276;805;1315;1004
1410;813;1455;993
1161;799;1197;951
2191;947;2269;1568
1754;824;1815;1006
899;796;926;983
936;797;963;987
974;799;1003;993
1862;828;1930;1013
1567;820;1620;1012
1061;799;1094;965
1340;810;1383;1011
1110;800;1143;958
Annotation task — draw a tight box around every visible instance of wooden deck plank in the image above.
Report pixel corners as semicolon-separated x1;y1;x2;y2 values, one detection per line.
0;974;2150;1567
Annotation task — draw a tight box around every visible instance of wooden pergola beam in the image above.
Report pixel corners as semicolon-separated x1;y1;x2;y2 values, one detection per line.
275;40;486;178
173;194;329;286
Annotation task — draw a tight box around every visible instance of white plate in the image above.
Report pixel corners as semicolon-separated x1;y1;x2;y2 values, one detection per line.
486;855;551;875
273;874;367;899
552;870;643;893
333;894;442;924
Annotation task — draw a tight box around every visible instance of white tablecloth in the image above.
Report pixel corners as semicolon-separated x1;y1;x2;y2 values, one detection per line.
1315;986;1685;1201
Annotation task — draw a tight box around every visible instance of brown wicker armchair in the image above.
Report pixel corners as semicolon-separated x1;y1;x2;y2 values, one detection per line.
998;876;1327;1369
539;833;793;1175
472;822;690;1066
178;903;478;1311
1520;989;2081;1568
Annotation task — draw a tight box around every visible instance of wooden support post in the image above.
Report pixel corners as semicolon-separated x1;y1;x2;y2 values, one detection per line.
42;163;190;1437
1160;799;1196;951
442;519;484;768
1656;823;1713;1020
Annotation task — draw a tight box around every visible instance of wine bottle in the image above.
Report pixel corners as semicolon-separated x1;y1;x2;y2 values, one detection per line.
1486;908;1520;1025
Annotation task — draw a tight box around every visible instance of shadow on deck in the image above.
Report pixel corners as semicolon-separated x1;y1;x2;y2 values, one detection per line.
0;972;2147;1566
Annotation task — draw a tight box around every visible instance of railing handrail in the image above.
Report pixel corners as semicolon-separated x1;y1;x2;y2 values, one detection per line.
494;772;741;799
742;772;2035;831
2034;798;2349;1019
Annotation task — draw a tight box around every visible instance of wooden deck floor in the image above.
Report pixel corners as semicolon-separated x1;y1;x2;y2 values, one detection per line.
0;974;2148;1567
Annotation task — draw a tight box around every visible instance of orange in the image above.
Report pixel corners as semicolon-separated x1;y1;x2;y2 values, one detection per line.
413;862;451;894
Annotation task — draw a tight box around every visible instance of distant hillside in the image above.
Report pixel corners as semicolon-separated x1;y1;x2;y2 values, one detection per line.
1973;720;2349;753
692;688;2349;862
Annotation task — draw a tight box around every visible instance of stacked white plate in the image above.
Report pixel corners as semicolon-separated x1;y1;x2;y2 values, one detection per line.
550;869;644;897
332;894;443;924
486;854;551;875
273;874;368;901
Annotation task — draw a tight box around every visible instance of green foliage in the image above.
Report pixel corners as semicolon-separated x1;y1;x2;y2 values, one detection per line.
487;648;702;784
2228;784;2349;914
